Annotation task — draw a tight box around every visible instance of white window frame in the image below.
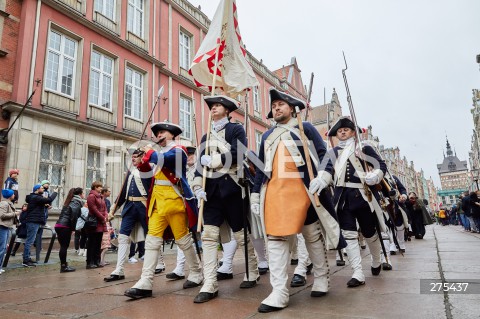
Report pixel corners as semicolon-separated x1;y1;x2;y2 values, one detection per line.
86;147;106;192
179;95;192;140
38;138;67;209
255;130;262;153
94;0;116;21
45;30;78;98
124;66;144;121
89;50;114;110
127;0;144;38
179;30;192;70
253;86;260;113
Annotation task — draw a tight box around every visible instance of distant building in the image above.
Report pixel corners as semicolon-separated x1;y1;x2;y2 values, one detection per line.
309;88;342;139
437;138;469;190
437;137;469;208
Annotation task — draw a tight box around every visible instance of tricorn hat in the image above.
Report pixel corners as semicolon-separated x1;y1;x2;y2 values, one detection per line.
151;120;183;137
327;116;362;137
186;146;196;155
204;95;240;112
267;88;306;119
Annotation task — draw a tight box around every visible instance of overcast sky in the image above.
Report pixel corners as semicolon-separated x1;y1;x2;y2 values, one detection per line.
189;0;480;187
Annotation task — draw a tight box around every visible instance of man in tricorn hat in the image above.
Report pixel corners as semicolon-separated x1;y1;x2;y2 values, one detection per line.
166;145;198;281
191;95;259;303
310;116;386;288
250;88;344;313
104;148;159;282
124;121;203;299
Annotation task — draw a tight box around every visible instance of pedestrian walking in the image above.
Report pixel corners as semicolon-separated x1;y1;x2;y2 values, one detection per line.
54;187;84;272
0;189;20;274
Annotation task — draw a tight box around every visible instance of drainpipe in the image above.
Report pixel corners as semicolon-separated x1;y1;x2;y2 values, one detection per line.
28;0;42;97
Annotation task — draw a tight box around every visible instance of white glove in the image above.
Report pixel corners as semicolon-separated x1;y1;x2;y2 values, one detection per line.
365;171;381;186
250;193;260;216
309;176;328;195
201;155;212;168
194;188;207;203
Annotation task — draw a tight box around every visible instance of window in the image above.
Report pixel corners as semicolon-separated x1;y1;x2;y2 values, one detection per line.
127;0;144;38
95;0;116;21
179;30;191;69
89;51;114;110
38;139;67;209
86;148;105;191
255;130;262;152
45;30;77;97
179;96;192;140
124;67;143;120
253;86;260;113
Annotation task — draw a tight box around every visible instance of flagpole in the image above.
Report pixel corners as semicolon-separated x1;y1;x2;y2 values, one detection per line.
197;38;221;232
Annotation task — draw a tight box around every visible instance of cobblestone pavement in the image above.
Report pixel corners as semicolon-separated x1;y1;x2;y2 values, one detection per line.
1;224;479;318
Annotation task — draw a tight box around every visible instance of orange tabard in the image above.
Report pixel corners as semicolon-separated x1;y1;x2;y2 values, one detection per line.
264;141;311;236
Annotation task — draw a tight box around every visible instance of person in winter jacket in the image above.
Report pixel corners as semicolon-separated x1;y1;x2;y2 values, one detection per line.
55;187;84;272
22;184;57;267
0;189;20;274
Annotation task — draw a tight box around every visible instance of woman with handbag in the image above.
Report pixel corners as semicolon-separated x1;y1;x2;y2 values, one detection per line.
86;181;108;269
0;189;21;274
54;187;84;272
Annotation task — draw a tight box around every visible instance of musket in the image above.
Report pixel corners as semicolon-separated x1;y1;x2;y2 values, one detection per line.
303;72;314;121
295;105;321;207
342;52;389;263
238;92;251;281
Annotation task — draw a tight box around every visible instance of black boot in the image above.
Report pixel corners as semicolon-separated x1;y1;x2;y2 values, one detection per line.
60;263;76;273
124;288;152;299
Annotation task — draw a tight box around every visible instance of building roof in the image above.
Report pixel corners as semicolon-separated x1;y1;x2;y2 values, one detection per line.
437;138;468;174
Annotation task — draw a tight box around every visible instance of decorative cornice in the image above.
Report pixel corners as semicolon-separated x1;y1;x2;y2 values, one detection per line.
166;0;210;32
2;102;138;142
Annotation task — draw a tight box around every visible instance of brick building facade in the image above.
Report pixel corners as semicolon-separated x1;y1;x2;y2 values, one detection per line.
0;0;308;211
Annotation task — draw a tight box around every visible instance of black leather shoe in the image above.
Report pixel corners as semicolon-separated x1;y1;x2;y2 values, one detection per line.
124;288;152;299
166;272;185;280
347;278;365;287
193;291;218;303
183;280;201;289
258;303;284;313
360;245;366;250
390;251;397;255
290;259;298;265
239;279;258;289
400;248;406;253
258;267;269;275
155;268;165;274
306;263;313;275
371;265;381;276
311;291;327;297
60;265;76;273
217;272;233;280
382;263;393;271
336;260;346;266
86;264;97;269
104;274;125;282
290;274;306;287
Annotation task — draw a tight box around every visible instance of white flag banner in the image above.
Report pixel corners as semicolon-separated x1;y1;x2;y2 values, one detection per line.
189;0;259;96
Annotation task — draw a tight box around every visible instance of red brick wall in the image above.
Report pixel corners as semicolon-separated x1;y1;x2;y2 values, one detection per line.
0;0;21;125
